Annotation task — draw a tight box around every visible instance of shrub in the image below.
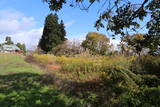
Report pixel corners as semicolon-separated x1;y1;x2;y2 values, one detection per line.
141;56;160;76
119;87;160;107
131;55;160;76
140;75;160;87
101;66;140;90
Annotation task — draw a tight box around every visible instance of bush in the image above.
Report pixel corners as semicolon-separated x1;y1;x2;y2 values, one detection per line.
101;66;141;91
141;56;160;76
131;56;160;76
140;75;160;87
119;87;160;107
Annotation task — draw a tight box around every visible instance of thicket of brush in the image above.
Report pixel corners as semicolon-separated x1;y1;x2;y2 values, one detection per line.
31;53;160;107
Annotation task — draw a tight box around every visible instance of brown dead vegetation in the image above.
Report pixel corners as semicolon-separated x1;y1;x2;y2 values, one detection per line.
25;55;106;97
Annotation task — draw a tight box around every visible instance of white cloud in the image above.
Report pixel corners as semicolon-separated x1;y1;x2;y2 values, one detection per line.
0;9;36;34
9;28;43;49
0;9;22;19
65;20;75;28
0;9;42;49
0;28;43;49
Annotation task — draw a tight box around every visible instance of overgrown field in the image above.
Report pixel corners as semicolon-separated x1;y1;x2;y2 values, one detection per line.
0;53;160;107
31;54;160;107
0;53;89;107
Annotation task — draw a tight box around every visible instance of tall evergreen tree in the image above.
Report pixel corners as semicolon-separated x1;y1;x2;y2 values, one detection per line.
59;20;67;41
38;13;66;53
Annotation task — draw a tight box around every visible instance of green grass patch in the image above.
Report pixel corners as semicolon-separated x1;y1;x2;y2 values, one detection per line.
0;53;43;75
0;53;87;106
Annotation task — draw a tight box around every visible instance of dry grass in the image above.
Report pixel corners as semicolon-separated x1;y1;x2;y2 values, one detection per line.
32;54;56;65
31;54;135;83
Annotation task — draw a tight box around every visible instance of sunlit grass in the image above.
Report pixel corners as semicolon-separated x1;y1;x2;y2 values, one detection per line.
0;53;87;106
33;54;56;65
0;53;43;75
56;55;135;73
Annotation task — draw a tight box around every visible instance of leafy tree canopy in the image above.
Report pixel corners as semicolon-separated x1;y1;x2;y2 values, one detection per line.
82;32;111;55
16;43;26;53
122;34;146;55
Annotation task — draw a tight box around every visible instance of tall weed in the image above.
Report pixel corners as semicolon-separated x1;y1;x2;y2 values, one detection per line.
32;54;56;65
56;56;135;73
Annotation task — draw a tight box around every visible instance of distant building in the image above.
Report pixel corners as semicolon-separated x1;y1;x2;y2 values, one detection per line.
0;44;21;53
154;48;160;55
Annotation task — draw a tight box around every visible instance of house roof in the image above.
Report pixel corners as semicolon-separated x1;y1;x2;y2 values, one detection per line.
154;48;160;54
1;44;20;51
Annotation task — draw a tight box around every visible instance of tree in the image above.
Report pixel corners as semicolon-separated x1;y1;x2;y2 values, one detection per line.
118;42;134;56
43;0;160;51
59;20;67;41
122;34;146;56
16;43;26;53
5;36;14;45
145;2;160;52
82;32;111;55
38;13;66;53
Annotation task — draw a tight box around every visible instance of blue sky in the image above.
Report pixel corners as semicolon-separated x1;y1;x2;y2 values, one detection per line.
0;0;147;49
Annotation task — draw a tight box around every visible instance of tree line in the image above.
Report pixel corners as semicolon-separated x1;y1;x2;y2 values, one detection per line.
0;36;26;53
42;0;159;55
38;13;158;56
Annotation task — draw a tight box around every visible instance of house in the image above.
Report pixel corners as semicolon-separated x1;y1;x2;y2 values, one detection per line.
154;48;160;55
0;44;21;53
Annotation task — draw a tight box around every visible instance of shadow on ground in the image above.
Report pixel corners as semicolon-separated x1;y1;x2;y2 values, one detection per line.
0;73;85;107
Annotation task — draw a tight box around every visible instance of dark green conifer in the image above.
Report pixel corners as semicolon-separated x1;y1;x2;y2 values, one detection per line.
39;13;66;53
